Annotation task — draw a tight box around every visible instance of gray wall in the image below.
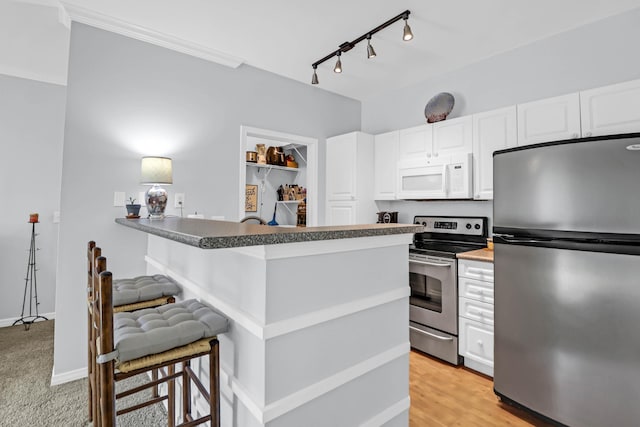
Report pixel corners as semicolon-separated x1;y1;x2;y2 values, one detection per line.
0;74;65;323
365;7;640;225
53;23;360;376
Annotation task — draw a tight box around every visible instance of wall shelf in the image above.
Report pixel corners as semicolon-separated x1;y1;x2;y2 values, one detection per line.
276;200;303;215
246;162;300;173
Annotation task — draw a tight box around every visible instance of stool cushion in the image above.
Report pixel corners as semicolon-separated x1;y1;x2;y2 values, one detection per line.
112;274;180;307
113;299;229;362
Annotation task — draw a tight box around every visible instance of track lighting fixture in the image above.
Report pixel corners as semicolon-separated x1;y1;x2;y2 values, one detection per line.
366;34;376;59
403;13;413;41
310;10;413;85
334;51;342;73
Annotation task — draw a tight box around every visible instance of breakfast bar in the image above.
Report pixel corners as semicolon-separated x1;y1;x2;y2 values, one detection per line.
115;217;421;427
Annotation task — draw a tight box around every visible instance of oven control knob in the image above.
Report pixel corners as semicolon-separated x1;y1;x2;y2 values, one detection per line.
474;224;481;230
422;222;427;226
415;220;420;224
466;223;472;229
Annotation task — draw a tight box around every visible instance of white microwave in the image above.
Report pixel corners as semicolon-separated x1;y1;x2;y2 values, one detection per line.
397;153;472;200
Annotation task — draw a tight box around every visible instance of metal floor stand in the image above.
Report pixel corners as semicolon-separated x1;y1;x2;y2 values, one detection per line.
13;221;48;330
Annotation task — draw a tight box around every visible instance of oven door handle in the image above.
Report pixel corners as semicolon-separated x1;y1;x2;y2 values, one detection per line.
410;260;452;268
409;326;454;341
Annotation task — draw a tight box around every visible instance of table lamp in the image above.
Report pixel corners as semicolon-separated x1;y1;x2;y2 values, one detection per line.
141;156;172;219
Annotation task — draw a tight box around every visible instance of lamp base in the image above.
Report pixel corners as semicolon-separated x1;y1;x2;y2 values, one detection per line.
145;184;168;219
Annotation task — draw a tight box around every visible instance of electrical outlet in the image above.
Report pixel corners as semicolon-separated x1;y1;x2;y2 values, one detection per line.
175;193;185;208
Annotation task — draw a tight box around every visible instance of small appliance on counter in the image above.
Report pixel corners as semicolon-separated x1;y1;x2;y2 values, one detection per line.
376;211;398;223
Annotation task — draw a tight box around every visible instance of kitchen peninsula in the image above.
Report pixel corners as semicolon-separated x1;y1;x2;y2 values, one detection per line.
115;217;421;427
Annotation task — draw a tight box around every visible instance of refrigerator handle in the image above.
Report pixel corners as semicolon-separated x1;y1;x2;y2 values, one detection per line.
494;234;550;244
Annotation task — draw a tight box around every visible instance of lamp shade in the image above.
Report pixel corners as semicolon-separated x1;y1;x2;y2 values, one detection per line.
141;156;173;184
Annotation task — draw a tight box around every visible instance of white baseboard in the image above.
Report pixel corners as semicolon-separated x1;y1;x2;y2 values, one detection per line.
50;366;88;386
0;312;55;328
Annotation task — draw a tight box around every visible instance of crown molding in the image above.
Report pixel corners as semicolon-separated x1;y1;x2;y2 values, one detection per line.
0;67;67;87
60;2;244;69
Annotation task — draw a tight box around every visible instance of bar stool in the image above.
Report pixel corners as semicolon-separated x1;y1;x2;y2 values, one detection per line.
92;255;228;426
87;241;181;425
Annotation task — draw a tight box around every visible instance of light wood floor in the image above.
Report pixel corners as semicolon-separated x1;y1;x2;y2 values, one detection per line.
410;350;554;427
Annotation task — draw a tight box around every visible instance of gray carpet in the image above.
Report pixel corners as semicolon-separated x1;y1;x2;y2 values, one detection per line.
0;320;167;426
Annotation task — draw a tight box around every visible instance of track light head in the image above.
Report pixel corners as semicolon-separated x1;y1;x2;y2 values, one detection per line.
334;51;342;73
366;35;376;59
311;66;319;85
403;14;413;41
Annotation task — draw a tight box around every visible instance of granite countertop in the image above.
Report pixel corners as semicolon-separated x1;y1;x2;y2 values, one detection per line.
457;248;494;263
115;217;422;249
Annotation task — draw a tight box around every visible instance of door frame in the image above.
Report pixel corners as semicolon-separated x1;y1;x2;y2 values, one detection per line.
238;126;318;226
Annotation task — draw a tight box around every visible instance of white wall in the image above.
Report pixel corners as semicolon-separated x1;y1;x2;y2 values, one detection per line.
53;23;361;378
364;7;640;224
0;74;65;324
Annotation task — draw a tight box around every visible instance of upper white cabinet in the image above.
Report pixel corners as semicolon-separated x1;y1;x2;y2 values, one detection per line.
325;132;376;225
398;116;472;163
472;106;517;200
326;133;358;201
432;116;473;155
374;130;399;200
398;124;433;161
517;93;581;146
580;78;640;137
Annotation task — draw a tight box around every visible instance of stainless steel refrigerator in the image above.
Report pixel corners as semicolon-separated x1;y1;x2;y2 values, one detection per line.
492;133;640;427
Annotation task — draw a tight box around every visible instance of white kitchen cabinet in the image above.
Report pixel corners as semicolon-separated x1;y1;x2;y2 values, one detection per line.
458;258;494;377
374;130;398;200
398;117;472;162
432;116;473;156
580;78;640;137
325;132;376;225
517;93;581;146
398;124;433;161
459;317;495;376
326;133;357;201
326;201;357;226
472;106;517;200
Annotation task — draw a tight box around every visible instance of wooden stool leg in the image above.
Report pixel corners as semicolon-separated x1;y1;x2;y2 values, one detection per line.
99;360;115;426
182;361;191;423
168;364;175;427
88;310;93;422
210;340;220;427
152;368;159;398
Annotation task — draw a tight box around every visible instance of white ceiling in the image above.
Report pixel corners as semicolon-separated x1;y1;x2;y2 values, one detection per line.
2;0;640;99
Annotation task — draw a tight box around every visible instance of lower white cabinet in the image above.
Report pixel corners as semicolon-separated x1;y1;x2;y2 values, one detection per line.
326;201;356;226
458;259;494;377
459;317;494;377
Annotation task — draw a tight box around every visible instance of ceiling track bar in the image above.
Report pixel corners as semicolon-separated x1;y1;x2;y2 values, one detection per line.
311;10;410;69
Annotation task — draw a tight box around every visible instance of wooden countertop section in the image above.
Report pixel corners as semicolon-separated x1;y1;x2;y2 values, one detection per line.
115;217;422;249
457;248;494;262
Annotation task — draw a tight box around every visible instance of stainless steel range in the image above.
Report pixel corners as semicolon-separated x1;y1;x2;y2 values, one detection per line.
409;215;488;364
